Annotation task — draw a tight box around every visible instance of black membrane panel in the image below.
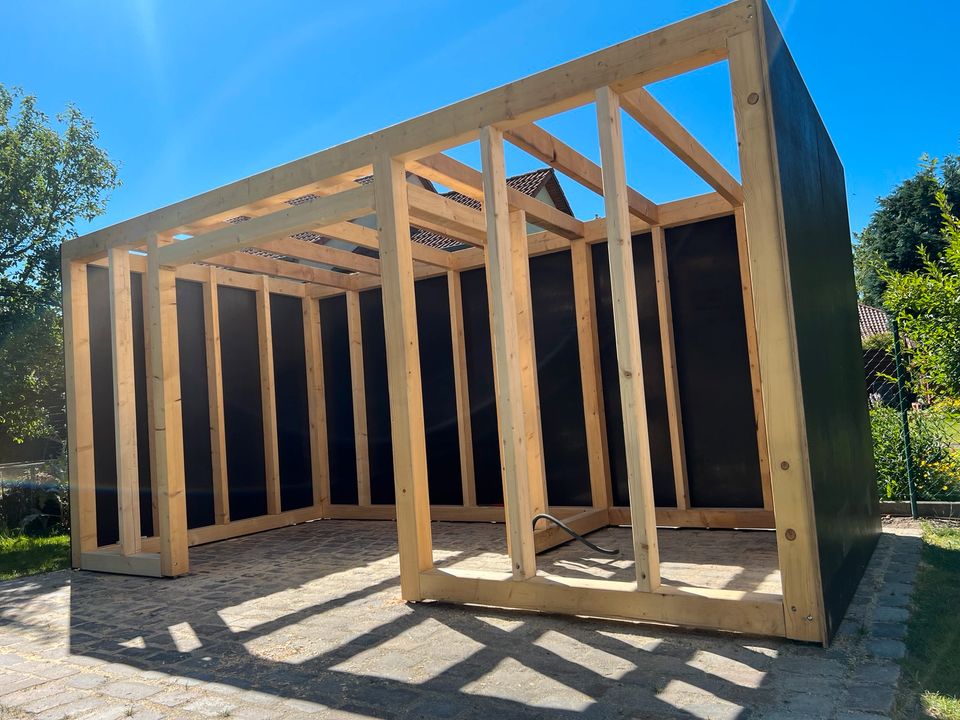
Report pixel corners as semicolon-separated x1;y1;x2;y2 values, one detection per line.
592;236;677;508
359;288;394;505
666;216;763;508
320;295;358;504
218;286;267;520
176;280;214;528
270;293;313;511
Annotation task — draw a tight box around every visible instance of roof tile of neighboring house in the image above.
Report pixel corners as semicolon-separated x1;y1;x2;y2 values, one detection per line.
859;303;890;340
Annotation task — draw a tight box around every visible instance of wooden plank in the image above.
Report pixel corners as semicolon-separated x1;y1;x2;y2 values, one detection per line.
63;260;98;566
595;86;660;591
570;240;612;509
447;271;476;507
146;235;189;577
504;122;660;224
533;507;610;553
256;276;282;515
607;505;776;529
651;226;690;510
734;208;773;510
140;267;160;533
81;550;162;578
408;153;586;240
303;297;331;512
157;185;376;267
345;290;371;506
257;237;381;275
325;504;587;523
65;2;748;262
206;250;357;289
419;568;785;637
510;209;548;522
373;153;434;600
727;25;824;643
619;87;744;205
408;184;487;247
107;248;142;555
203;267;230;524
480;126;537;580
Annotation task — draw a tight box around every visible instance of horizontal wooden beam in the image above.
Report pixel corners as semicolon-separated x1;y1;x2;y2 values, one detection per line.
205;250;358;289
504;122;660;224
407;184;487;247
158;185;376;266
258;237;381;275
408;153;586;240
619;87;744;206
81;550;162;577
65;2;747;261
420;568;786;636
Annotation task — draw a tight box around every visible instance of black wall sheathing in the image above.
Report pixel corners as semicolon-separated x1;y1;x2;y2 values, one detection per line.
763;5;880;640
217;286;267;520
129;273;154;537
592;237;677;508
459;268;503;505
319;295;358;504
269;293;313;512
176;280;215;529
87;265;119;547
529;251;591;506
666;217;764;508
359;289;395;505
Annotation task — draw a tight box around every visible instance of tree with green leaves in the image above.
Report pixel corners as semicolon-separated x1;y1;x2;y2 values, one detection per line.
855;155;960;306
0;85;119;449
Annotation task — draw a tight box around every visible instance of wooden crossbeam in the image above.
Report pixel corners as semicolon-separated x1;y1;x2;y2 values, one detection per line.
205;250;358;289
319;221;455;269
505;122;660;224
407;184;487;247
408;153;585;240
257;237;380;275
158;185;375;266
619;87;744;206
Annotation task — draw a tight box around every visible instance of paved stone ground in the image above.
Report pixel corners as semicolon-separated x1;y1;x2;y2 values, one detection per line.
0;520;921;719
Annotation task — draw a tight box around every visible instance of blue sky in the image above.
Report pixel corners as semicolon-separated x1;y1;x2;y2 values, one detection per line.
2;0;957;238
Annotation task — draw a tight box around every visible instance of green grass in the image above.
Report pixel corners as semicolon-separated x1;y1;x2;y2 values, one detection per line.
0;534;70;580
896;521;960;719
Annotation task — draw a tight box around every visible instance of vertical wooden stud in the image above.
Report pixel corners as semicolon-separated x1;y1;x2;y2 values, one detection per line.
595;86;660;591
447;270;476;507
303;296;331;511
373;153;434;600
146;235;189;576
203;267;230;524
480;125;537;580
108;248;142;555
728;24;825;642
141;270;160;533
63;259;97;566
570;240;612;510
256;275;281;515
346;289;371;505
651;226;690;511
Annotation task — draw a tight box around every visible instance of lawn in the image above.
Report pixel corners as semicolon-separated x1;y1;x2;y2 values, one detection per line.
896;521;960;719
0;534;70;580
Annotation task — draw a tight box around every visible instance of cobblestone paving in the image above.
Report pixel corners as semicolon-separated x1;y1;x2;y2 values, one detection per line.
0;521;920;719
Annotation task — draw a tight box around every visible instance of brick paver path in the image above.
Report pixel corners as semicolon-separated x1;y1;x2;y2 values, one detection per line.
0;521;921;719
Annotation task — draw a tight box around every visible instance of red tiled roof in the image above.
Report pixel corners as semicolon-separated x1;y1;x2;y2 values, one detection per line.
859;303;889;340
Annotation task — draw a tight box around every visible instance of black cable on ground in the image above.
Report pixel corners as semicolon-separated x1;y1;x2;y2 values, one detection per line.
532;513;620;555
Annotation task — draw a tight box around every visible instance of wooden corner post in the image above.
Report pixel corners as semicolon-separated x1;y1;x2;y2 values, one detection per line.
373;153;434;601
146;234;189;577
727;15;825;642
480;125;538;580
595;87;660;591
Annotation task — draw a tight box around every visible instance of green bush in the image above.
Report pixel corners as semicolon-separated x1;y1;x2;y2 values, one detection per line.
870;404;960;501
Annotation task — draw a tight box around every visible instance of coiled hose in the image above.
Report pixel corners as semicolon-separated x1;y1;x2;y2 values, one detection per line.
532;513;620;555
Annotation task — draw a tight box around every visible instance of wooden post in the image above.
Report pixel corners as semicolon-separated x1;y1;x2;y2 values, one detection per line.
570;240;612;510
480;125;537;580
140;270;160;533
146;235;189;576
651;227;689;510
108;248;142;555
203;267;230;524
303;296;330;511
63;259;97;566
345;289;371;505
447;270;476;507
728;24;825;642
256;275;282;515
373;153;434;600
595;86;660;591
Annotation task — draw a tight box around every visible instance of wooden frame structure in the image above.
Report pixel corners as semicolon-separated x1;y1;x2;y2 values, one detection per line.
62;0;879;644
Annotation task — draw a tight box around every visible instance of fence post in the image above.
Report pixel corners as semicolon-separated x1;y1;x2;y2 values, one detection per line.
890;314;919;518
